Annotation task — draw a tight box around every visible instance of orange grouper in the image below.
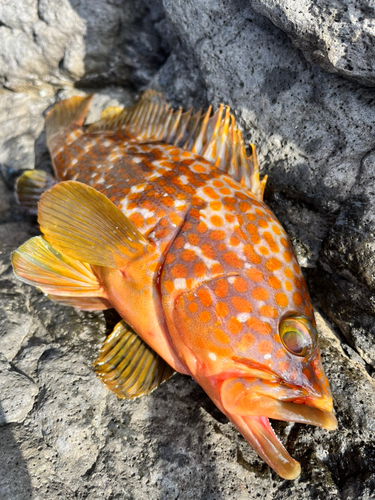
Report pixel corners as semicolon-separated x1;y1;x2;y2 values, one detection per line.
12;90;337;479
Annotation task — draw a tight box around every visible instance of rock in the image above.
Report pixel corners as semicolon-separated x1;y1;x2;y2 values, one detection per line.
250;0;375;87
0;0;168;92
0;91;53;183
2;0;375;497
0;0;85;90
0;354;38;425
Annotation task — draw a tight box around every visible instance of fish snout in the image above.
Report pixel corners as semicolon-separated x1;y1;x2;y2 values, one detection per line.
220;376;338;430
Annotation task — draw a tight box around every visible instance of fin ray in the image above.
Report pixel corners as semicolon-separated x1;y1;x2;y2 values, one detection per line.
12;236;108;301
38;181;152;269
88;90;267;200
45;95;93;150
16;170;56;214
48;295;111;311
94;320;175;399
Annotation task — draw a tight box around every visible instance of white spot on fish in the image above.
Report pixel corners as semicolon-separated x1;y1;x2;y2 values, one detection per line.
174;278;186;290
264;354;271;360
228;277;236;284
175;200;186;208
237;313;251;322
71;158;78;166
129;184;146;194
209;352;217;361
179;175;189;184
183;242;220;268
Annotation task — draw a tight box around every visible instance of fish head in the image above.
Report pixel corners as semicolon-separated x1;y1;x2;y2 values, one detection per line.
169;233;337;479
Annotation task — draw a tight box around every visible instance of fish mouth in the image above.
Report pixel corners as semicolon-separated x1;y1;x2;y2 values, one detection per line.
221;379;337;430
229;414;302;480
220;377;337;479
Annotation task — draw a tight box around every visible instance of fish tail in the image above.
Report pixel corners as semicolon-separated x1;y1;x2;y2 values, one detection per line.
45;95;93;159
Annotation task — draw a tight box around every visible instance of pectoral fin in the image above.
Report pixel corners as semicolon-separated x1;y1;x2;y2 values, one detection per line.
94;320;175;399
47;295;111;311
12;236;110;310
16;169;56;214
38;180;153;269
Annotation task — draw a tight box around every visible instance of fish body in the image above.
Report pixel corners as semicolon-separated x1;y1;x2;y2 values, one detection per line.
12;91;337;479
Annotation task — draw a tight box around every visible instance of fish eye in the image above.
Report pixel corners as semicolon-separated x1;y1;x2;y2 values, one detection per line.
279;313;318;357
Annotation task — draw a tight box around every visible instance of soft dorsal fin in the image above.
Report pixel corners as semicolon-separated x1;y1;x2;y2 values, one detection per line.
11;236;111;310
16;169;56;214
38;180;153;269
45;95;93;145
88;90;267;200
94;320;175;399
45;95;93;164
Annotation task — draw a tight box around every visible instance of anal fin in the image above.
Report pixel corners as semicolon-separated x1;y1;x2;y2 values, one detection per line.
16;169;56;214
94;320;175;399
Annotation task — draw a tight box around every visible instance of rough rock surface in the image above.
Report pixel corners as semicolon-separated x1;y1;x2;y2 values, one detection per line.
1;0;375;498
250;0;375;87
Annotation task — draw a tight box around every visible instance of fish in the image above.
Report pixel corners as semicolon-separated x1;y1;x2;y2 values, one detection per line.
12;90;337;479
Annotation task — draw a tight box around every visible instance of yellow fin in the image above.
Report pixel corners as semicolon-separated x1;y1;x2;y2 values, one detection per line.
12;236;103;295
94;320;175;399
45;95;93;150
12;236;106;297
38;180;152;269
88;90;267;200
48;295;111;311
16;169;56;214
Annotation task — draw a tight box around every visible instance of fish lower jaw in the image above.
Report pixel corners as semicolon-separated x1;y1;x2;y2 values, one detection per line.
228;413;302;480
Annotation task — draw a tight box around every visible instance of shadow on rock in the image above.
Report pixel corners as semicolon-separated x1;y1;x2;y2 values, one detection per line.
144;374;226;500
0;401;32;500
68;0;169;91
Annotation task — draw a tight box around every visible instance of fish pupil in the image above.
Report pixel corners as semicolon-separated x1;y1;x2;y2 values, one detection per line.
282;330;306;355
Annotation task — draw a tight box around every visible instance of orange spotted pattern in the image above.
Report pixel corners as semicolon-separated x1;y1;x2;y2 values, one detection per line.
52;124;315;389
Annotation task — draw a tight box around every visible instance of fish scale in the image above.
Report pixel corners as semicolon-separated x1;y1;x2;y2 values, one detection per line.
12;90;337;480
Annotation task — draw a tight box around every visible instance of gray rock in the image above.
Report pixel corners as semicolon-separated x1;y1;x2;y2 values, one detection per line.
0;354;38;425
0;0;168;92
250;0;375;87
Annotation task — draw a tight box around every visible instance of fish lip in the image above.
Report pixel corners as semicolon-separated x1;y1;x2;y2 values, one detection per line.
230;357;337;429
220;378;338;431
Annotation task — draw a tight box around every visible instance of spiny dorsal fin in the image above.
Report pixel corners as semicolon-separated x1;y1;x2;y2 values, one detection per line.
16;169;56;215
88;90;267;200
11;236;111;310
38;180;153;269
94;320;175;399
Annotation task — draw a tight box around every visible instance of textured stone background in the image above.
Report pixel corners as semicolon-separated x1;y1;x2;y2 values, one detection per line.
1;0;375;498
